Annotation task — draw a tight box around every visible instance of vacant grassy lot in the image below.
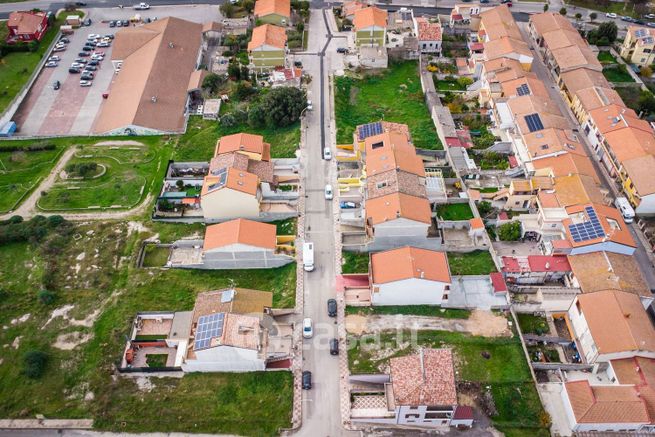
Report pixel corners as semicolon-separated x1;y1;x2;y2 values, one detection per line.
342;251;369;274
436;203;474;221
433;78;466;92
37;140;168;211
141;244;170;267
603;64;635;83
335;62;441;150
447;250;497;275
516;313;549;335
616;84;649;113
597;51;617;64
0;219;295;435
175;116;300;161
346;305;470;318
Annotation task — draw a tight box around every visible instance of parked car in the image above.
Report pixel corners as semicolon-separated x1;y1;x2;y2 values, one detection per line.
96;42;110;48
606;12;618;19
82;46;93;51
59;37;70;43
302;371;312;390
80;80;92;87
81;73;95;80
306;100;313;110
648;22;655;27
91;54;104;61
88;33;100;40
78;51;90;57
302;318;313;339
84;42;96;48
69;67;81;73
93;50;105;56
84;65;97;71
71;62;85;69
635;19;646;25
53;80;60;90
621;16;634;22
116;20;123;27
122;20;129;26
133;2;150;9
45;61;58;67
646;13;655;19
327;299;337;317
75;2;87;6
83;18;92;26
48;55;61;62
74;58;87;64
88;60;99;66
340;201;357;209
53;46;66;52
324;184;333;200
103;34;115;40
109;20;117;27
330;338;339;355
323;147;332;160
294;60;302;67
336;47;348;54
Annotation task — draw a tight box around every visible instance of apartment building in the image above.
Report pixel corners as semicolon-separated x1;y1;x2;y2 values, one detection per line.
620;25;655;67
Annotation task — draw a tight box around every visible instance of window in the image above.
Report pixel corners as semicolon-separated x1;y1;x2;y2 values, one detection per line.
405;413;421;419
371;141;384;150
425;412;450;419
376;181;388;189
644;49;652;53
576;300;582;315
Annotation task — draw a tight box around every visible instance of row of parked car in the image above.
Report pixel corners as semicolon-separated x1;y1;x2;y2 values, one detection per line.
606;12;655;26
67;34;113;87
300;299;339;390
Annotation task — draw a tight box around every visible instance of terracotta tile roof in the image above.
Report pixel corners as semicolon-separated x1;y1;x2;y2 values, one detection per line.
415;17;442;42
353;6;387;31
500;74;549;98
390;349;457;406
612;356;655;423
247;159;274;184
537;191;561;208
342;0;368;17
94;17;203;134
191;288;273;325
560;67;610;96
202;21;222;33
482;57;524;78
567;252;650;297
371;246;450;284
532;153;600;183
365;131;425;177
575;86;625;113
219;313;261;350
201;167;260;197
553;174;605;207
563;203;636;248
589;104;651;135
210;150;249;173
366;170;426;200
502;255;571;273
565;380;650;424
469;217;484;230
551;45;602;72
484;36;532;61
187;69;208;92
217;133;271;161
529;12;574;35
366;192;432;225
524;128;585;159
8;11;46;35
576;289;655;354
542;28;586;51
203;218;277;251
248;24;287;51
479;5;522;41
622;155;655;196
605;128;655;163
509;94;563;119
254;0;290;19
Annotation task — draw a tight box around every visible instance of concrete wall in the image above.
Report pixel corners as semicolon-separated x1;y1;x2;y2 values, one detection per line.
182;345;264;372
371;278;448;306
201;188;260;220
567;299;598;363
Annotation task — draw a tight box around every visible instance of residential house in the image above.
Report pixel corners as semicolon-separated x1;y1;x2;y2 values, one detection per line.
6;11;48;42
414;17;442;54
568;85;624;124
566;251;653;308
269;66;303;88
477;57;525;106
558;67;611;111
353;6;387;47
342;0;368;21
501;255;571;285
621;154;655;215
351;348;473;428
620;25;655;67
120;288;293;373
248;24;287;71
449;3;481;27
216;132;271;161
253;0;291;26
567;289;655;364
167;218;295;269
369;246;451;305
94;17;205;135
478;5;522;42
483;36;533;67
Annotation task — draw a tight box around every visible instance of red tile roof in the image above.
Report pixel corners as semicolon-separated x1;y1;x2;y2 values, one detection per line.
502;255;571;273
390;348;457;406
490;272;507;293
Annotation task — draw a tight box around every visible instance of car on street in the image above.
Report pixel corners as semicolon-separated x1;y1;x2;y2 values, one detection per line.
122;20;129;26
606;12;618;19
302;371;312;389
294;60;302;67
324;184;333;200
83;18;92;26
48;55;60;62
53;80;60;90
75;2;87;6
69;67;81;73
336;47;348;54
327;298;337;317
323;147;332;160
45;61;58;67
302;318;313;339
134;2;150;9
330;338;339;355
109;20;117;27
80;80;92;87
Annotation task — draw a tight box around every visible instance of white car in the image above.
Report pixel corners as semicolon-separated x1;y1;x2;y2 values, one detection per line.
96;42;110;48
302;318;313;339
45;61;58;68
71;63;85;69
48;55;60;62
80;80;93;87
324;184;334;200
323;147;332;160
91;54;104;61
306;100;313;111
133;2;150;9
606;12;617;19
87;33;101;39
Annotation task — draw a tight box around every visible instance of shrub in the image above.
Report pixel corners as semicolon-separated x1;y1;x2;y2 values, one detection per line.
65;162;98;178
589;12;597;21
478;201;492;217
46;215;65;228
559;7;566;15
38;289;55;305
498;221;522;241
23;350;49;379
202;73;226;95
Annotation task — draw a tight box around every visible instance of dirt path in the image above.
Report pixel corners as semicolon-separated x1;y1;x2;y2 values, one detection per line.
345;310;511;337
93;140;144;146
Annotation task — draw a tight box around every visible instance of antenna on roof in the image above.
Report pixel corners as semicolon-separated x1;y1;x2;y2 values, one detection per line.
151;96;157;103
168;42;174;48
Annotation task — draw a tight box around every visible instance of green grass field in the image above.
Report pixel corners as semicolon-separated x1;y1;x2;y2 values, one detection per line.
37;141;167;211
597;51;617;64
447;251;497;275
603;64;636;83
175;116;300;161
0;220;295;435
434;78;466;92
516;313;549;335
335;62;441;150
141;244;170;267
345;305;471;318
436;203;474;221
341;251;369;274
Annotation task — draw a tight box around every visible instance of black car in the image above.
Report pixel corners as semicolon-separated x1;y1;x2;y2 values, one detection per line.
109;20;116;28
122;20;129;27
53;80;61;90
88;60;99;66
330;338;339;356
81;73;94;80
84;66;97;71
82;46;93;51
69;67;81;73
83;18;92;26
336;47;348;54
74;58;88;64
294;60;302;67
75;2;87;6
327;298;337;317
78;51;90;57
302;371;312;390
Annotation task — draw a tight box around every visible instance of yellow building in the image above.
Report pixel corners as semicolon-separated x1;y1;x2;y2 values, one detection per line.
620;26;655;67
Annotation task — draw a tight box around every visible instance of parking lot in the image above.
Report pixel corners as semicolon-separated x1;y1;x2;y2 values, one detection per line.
12;5;221;137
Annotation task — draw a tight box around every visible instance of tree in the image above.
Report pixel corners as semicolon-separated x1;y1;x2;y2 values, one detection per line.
202;73;226;95
477;201;493;217
543;4;549;12
220;2;235;18
498;221;522;241
575;13;582;21
640;65;653;78
259;87;306;128
597;21;618;43
589;12;597;22
559;7;567;16
23;350;48;379
38;289;55;305
243;0;255;13
227;61;241;80
638;91;655;115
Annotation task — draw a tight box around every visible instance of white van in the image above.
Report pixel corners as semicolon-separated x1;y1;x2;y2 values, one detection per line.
614;196;635;223
303;242;315;272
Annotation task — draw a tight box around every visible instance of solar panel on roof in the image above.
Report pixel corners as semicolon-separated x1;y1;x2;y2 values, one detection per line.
194;312;225;350
516;83;530;96
357;122;383;140
644;36;654;44
636;28;648;38
525;113;544;133
568;207;606;243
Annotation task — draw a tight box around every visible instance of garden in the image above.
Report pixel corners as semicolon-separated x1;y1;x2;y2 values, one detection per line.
334;61;441;149
436;202;474;221
0;218;295;435
447;250;497;275
341;251;370;274
603;64;635;83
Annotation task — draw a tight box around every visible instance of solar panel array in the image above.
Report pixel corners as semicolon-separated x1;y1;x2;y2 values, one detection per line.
645;36;654;44
525;113;544;133
636;28;648;38
516;83;530;96
568;206;606;243
357;122;383;140
194;312;225;350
